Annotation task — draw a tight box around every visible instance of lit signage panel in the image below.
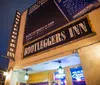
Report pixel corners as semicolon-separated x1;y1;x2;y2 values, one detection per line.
7;10;21;60
54;0;100;21
70;66;86;85
23;17;93;58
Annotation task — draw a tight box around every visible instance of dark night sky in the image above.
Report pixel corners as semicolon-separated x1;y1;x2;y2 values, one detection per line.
0;0;37;56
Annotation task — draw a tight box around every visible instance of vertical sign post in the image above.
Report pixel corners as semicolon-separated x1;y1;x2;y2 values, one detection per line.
7;10;21;60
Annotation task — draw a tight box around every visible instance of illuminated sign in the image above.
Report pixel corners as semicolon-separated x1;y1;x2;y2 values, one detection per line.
23;0;99;58
54;0;100;21
70;66;86;85
7;10;21;60
23;17;93;58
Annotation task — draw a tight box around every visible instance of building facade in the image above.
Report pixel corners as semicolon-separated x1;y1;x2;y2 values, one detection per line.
5;0;100;85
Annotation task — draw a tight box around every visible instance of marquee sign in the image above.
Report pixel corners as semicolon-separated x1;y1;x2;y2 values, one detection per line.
7;10;21;60
23;17;93;58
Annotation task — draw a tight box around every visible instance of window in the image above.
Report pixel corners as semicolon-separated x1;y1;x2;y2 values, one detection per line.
70;66;86;85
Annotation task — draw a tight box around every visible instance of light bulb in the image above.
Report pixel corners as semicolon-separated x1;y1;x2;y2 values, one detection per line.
24;73;29;80
58;66;64;74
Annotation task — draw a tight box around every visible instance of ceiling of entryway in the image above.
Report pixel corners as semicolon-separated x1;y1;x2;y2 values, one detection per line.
16;53;81;74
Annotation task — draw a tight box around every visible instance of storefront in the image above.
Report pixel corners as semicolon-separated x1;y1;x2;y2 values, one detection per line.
5;0;100;85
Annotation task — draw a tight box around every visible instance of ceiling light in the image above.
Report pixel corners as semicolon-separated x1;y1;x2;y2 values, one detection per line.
58;66;64;74
24;73;29;80
57;60;65;74
24;69;29;80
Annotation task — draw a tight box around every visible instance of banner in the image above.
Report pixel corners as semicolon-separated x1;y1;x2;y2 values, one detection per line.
23;0;68;45
23;17;93;58
7;10;21;60
23;0;99;45
54;0;100;21
70;66;86;85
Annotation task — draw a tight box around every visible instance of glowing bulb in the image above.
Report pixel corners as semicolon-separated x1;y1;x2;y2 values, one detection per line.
24;73;29;80
58;66;64;74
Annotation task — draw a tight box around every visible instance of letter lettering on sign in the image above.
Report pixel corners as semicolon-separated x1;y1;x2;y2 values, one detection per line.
47;38;52;46
55;33;62;43
69;21;88;38
61;31;66;40
10;43;15;48
24;48;28;56
9;48;14;52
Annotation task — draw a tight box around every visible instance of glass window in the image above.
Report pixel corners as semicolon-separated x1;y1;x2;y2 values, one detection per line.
54;71;67;85
70;66;86;85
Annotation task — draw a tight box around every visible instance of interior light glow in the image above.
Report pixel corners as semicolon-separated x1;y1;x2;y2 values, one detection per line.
3;72;8;76
55;73;65;79
58;66;64;74
76;77;81;81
